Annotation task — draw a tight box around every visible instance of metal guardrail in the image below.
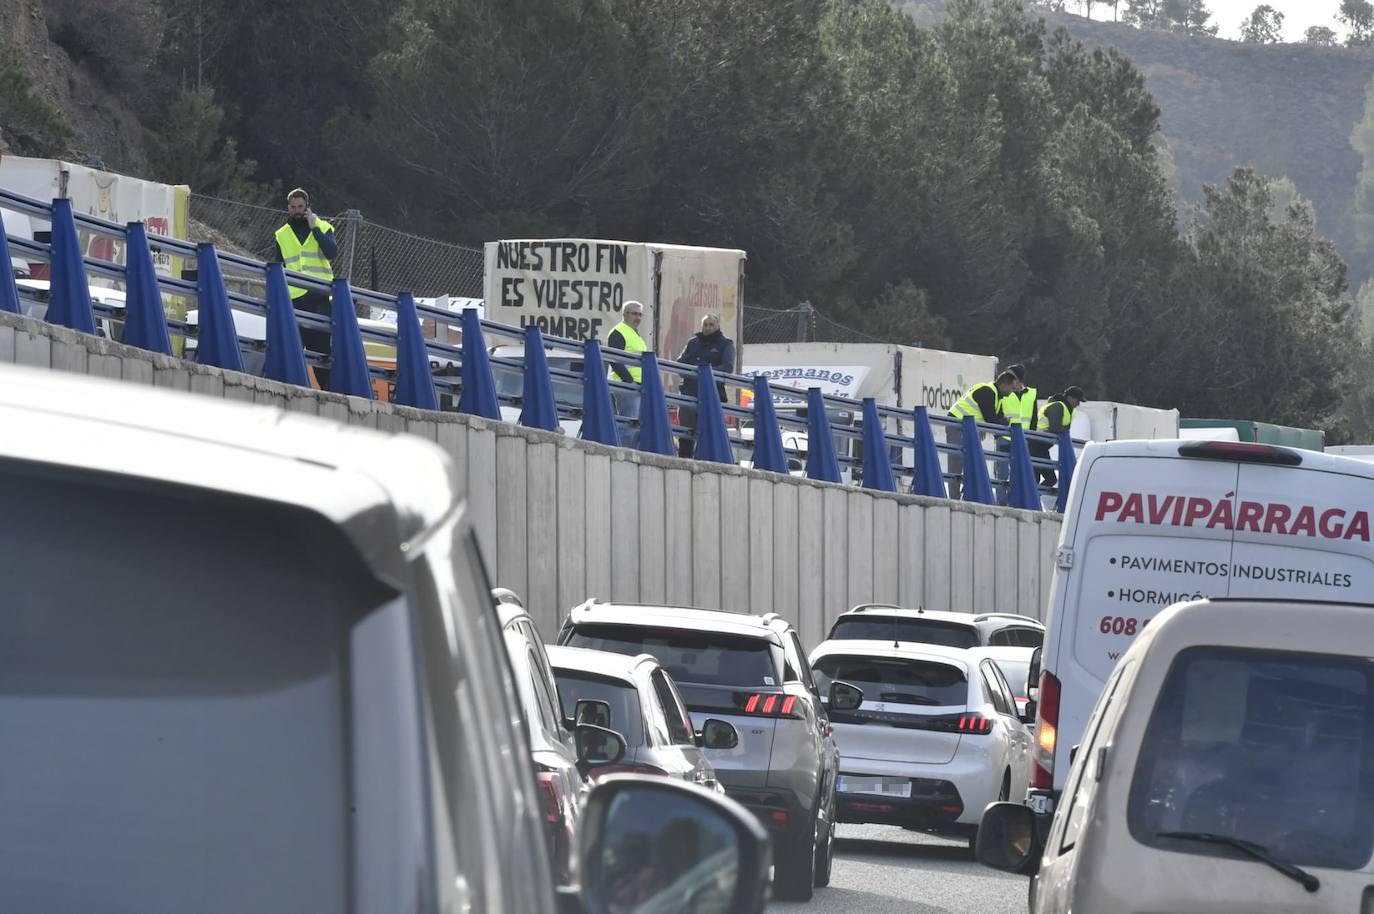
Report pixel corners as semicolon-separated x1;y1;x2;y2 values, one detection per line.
2;188;1085;511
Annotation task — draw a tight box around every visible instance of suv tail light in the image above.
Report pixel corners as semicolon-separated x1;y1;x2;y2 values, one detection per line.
1178;441;1302;466
955;713;993;734
741;693;805;719
1031;670;1061;789
536;770;563;824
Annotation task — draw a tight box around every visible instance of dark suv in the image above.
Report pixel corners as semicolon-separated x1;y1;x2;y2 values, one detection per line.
558;601;863;902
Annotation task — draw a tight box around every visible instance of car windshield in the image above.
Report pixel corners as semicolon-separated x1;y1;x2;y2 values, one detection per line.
1128;646;1374;871
551;671;644;747
492;360;583;408
565;624;780;688
812;655;969;708
829;615;980;649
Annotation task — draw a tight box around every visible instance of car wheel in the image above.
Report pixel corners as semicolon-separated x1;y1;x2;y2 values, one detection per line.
813;793;835;887
773;810;817;901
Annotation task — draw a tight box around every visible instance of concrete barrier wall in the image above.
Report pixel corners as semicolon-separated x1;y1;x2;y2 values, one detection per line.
0;311;1064;644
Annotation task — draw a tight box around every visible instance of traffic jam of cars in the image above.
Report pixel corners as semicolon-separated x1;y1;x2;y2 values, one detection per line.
9;361;1374;914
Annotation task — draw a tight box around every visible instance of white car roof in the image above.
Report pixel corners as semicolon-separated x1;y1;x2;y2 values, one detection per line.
836;606;1043;629
1079;438;1374;478
809;638;977;670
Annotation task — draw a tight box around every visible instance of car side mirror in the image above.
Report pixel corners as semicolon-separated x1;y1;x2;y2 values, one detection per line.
975;802;1042;875
828;680;864;712
576;698;612;729
575;724;627;772
696;718;739;750
574;775;770;914
1021;698;1037;726
1028;647;1042;688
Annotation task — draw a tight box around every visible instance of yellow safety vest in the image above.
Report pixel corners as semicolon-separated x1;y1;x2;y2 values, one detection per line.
949;382;998;423
1000;387;1039;428
607;320;646;383
274;218;335;299
1041;399;1074;432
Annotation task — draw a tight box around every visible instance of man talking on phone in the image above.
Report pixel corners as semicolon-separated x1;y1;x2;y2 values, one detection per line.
272;188;338;389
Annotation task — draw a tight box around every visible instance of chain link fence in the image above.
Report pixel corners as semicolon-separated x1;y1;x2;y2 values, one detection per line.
741;301;890;346
188;194;485;301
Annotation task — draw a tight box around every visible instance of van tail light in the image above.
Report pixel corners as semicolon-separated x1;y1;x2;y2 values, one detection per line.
1031;670;1061;790
1178;441;1302;466
956;713;993;734
536;770;563;824
740;692;804;719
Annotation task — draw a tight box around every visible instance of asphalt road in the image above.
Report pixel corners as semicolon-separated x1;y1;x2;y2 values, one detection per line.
772;824;1028;913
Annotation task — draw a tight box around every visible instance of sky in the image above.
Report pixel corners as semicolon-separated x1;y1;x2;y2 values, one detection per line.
1077;1;1350;43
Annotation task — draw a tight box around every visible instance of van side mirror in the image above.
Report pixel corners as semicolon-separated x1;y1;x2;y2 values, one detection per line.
574;775;770;914
1021;698;1037;726
828;680;864;712
1028;647;1042;688
696;718;739;750
975;802;1042;875
575;724;627;772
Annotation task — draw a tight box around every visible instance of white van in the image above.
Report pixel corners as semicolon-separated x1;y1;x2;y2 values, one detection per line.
979;596;1374;912
1027;439;1374;823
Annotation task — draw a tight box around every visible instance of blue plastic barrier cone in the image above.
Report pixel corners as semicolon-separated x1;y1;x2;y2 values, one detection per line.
637;352;676;456
861;398;896;492
579;338;620;446
0;223;20;315
46;198;96;334
329;279;374;399
458;307;500;418
263;262;310;386
749;375;789;474
518;325;559;430
121;222;172;355
193;243;244;372
1007;424;1042;510
693;364;734;464
394;291;439;410
959;416;996;505
1055;430;1078;513
805;388;842;483
911;407;947;497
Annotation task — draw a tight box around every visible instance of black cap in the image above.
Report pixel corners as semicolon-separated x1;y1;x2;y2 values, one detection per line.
1064;385;1086;402
1007;363;1027;381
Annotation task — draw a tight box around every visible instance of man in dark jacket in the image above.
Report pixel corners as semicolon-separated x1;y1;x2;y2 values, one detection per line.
675;314;735;459
1036;385;1085;487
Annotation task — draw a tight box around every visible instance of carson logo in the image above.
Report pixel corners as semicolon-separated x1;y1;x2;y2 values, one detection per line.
1094;491;1371;543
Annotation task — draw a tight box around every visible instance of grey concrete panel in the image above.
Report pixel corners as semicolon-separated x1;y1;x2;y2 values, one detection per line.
50;338;88;375
0;325;16;363
496;434;530;614
1019;518;1045;620
796;486;824;647
973;512;996;613
664;468;693;606
846;493;875;615
872;497;900;606
467;426;499;566
435;421;468;499
691;472;722;609
898;504;925;608
822;488;849;634
949;510;974;613
556;446;588;615
994;515;1020;614
748;477;775;615
772;483;800;624
1040;519;1061;614
583;453;612;602
317;399;349;425
14;330;50;370
923;504;952;612
405;417;439;440
638;464;667;604
610;459;641;603
526;442;560;636
190;372;226;400
719;474;750;612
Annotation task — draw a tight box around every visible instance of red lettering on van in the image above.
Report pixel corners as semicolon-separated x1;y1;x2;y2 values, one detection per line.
1263;503;1292;535
1094;491;1371;543
1290;505;1316;537
1095;491;1123;521
1319;508;1346;538
1183;497;1212;526
1236;501;1264;532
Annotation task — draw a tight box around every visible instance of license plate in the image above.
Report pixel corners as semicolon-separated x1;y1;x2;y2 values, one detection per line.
837;775;911;798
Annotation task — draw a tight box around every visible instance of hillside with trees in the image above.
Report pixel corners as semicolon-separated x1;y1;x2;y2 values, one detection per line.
0;0;1368;439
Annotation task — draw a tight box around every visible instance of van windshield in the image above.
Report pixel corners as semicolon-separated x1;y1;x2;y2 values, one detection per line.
1128;646;1374;871
829;615;980;649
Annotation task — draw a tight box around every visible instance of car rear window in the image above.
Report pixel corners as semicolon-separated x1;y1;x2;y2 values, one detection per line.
829;615;980;649
565;624;780;687
551;671;644;747
1128;646;1374;871
812;655;969;707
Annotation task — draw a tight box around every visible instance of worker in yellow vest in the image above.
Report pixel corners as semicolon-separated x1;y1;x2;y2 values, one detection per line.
994;364;1038;497
946;370;1017;499
272;188;337;389
1037;385;1085;487
606;300;648;447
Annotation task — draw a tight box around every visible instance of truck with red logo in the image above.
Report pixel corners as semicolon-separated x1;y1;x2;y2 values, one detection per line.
1023;438;1374;834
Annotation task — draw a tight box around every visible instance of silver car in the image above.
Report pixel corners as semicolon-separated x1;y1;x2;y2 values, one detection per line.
546;645;736;790
810;641;1034;851
827;605;1045;650
558;601;862;902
